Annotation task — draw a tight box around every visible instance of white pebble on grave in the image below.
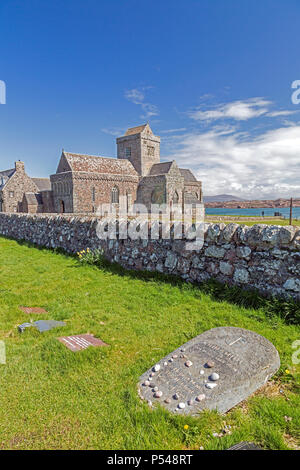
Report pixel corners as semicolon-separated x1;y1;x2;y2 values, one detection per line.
196;394;206;401
206;383;217;389
209;372;220;381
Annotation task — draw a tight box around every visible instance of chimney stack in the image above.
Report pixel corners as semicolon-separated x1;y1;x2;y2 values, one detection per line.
15;160;25;173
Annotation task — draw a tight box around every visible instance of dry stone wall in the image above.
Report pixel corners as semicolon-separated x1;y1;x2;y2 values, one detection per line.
0;213;299;300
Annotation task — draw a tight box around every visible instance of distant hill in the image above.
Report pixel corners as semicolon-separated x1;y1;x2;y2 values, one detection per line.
204;197;300;209
203;194;246;203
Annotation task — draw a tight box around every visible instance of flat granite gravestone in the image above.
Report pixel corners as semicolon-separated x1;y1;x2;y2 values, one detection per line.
19;306;48;314
18;320;66;333
57;334;108;352
138;327;280;415
227;441;262;450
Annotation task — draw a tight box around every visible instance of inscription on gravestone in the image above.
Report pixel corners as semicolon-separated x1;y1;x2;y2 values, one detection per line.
58;334;108;352
227;441;262;450
138;327;280;415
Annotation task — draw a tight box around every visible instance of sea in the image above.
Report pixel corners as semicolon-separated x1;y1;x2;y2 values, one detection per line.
205;206;300;219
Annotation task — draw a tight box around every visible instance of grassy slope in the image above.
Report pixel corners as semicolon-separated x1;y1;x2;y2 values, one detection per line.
0;236;299;450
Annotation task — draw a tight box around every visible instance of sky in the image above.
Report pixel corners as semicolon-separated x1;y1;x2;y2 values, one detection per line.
0;0;300;199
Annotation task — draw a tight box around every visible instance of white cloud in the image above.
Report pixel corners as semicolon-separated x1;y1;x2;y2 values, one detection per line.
189;98;271;122
101;127;125;136
188;97;297;123
266;110;297;117
168;124;300;199
124;89;145;105
160;128;187;134
125;87;159;119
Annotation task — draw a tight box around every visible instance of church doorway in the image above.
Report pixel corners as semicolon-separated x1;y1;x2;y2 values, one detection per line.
172;191;179;203
60;200;65;213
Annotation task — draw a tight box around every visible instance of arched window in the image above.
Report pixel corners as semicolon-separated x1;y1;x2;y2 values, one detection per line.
151;186;166;204
172;191;179;203
111;186;119;204
126;191;132;212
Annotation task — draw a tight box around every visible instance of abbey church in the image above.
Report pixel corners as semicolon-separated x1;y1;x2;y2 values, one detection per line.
0;124;203;214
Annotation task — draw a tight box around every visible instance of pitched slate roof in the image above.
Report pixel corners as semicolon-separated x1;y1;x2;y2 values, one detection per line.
23;192;43;205
32;178;51;191
0;168;15;189
179;168;197;182
149;162;174;176
125;124;148;136
0;168;14;178
62;152;138;176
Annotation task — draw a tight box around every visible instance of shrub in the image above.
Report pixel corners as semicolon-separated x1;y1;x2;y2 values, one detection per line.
77;248;108;267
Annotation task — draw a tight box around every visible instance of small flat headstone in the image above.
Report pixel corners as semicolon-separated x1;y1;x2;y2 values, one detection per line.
138;327;280;415
18;322;33;333
19;306;48;314
227;441;262;450
34;320;66;332
57;334;108;352
18;320;66;333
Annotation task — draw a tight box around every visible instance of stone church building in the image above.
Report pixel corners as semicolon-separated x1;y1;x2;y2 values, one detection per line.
0;124;203;214
0;160;52;213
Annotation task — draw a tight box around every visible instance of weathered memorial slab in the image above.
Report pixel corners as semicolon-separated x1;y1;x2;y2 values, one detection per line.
138;327;280;414
57;334;108;352
19;306;48;314
18;320;66;333
227;441;262;450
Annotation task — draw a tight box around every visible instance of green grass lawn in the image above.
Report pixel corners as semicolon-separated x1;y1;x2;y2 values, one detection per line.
205;218;300;227
0;236;299;450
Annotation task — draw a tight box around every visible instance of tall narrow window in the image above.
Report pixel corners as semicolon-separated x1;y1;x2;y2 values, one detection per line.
111;186;119;204
147;146;155;156
125;147;131;157
172;191;179;203
92;187;96;202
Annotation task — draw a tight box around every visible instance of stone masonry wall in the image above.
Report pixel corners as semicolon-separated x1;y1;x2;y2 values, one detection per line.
0;213;299;300
1;163;39;213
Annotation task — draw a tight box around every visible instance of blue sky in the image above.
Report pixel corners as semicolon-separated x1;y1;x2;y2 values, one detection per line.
0;0;300;198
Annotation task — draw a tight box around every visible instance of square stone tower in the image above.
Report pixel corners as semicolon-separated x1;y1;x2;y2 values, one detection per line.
117;124;160;176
